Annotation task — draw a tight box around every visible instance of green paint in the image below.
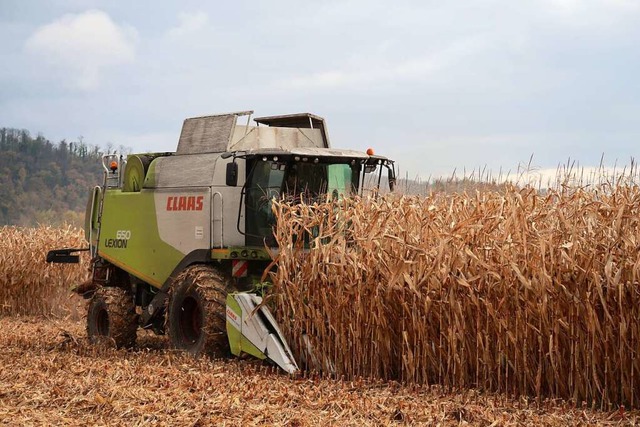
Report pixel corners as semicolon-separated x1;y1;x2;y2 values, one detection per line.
84;186;101;243
143;158;158;188
327;163;352;197
98;189;184;287
226;296;243;356
123;155;146;192
225;294;266;360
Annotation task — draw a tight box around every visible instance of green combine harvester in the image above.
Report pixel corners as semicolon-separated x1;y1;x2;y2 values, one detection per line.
47;111;395;372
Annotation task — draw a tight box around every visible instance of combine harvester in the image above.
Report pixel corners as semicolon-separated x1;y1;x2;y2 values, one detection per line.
48;111;395;373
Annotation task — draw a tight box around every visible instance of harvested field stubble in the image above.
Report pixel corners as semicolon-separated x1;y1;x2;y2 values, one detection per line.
271;184;640;408
0;317;636;426
0;225;88;317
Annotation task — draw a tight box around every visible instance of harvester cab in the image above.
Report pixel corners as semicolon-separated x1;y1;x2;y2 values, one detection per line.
47;110;395;373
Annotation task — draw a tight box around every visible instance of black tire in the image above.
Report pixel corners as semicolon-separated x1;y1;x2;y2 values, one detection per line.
87;287;138;348
168;265;229;356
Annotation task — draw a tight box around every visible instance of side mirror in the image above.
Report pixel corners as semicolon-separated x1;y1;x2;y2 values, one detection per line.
388;165;396;192
226;162;238;186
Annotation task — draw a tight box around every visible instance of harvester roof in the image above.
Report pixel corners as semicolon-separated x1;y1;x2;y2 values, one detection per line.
238;147;392;163
176;111;332;155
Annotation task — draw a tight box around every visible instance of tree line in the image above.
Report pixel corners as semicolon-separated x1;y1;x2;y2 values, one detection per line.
0;128;108;227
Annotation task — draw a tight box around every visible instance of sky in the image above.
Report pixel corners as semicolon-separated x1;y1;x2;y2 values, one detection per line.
1;0;640;181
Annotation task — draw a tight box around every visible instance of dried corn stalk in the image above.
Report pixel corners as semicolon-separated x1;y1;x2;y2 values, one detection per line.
270;184;640;408
0;225;89;317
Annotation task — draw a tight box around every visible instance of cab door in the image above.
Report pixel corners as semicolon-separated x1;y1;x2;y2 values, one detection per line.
244;159;285;247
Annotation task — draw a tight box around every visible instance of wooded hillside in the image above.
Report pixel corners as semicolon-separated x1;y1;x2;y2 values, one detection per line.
0;128;104;227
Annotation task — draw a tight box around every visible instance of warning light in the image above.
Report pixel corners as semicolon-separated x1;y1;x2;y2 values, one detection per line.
110;161;118;172
366;148;375;156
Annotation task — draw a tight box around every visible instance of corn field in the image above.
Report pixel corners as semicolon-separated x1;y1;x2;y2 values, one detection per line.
270;183;640;408
2;183;640;409
0;225;89;317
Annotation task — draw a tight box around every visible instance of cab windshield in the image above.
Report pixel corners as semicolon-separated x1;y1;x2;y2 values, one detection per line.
245;159;359;245
283;162;356;200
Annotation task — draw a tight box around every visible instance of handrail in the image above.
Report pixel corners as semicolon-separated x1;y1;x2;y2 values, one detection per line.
212;191;224;248
89;185;101;258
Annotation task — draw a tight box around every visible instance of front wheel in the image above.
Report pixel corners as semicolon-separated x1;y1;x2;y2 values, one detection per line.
87;287;137;348
168;265;229;356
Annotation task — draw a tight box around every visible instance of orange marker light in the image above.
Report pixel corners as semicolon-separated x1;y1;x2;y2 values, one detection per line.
366;148;375;156
110;161;118;171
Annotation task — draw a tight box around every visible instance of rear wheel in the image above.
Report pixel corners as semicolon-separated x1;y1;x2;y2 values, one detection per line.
87;287;137;348
168;265;230;356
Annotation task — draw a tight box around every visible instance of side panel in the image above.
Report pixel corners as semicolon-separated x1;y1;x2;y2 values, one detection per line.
154;188;212;254
143;153;246;248
98;190;194;287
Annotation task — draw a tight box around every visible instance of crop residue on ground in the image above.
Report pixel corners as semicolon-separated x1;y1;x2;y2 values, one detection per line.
0;316;637;426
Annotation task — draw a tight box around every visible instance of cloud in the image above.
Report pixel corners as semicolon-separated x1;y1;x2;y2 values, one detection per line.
167;11;209;38
24;10;137;90
540;0;640;27
543;0;639;12
7;1;640;181
283;35;492;90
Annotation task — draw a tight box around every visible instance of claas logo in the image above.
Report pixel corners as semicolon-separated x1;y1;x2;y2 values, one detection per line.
166;195;204;211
